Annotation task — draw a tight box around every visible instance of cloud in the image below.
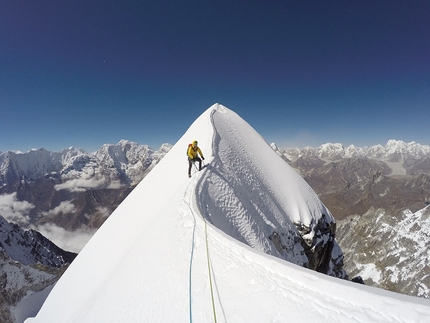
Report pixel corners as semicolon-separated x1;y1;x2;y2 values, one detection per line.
0;193;34;226
0;193;97;253
35;201;100;252
96;206;111;218
54;177;106;192
54;178;125;192
106;180;124;189
39;201;77;217
31;222;97;253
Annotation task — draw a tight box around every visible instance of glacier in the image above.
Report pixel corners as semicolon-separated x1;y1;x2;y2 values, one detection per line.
26;104;430;322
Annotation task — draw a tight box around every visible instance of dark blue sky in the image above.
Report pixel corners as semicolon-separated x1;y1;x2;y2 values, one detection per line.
1;1;429;152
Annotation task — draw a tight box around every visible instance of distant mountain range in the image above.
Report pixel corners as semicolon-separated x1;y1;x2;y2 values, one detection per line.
273;140;430;219
0;140;172;188
278;140;430;165
0;140;172;230
1;139;429;231
1;138;430;317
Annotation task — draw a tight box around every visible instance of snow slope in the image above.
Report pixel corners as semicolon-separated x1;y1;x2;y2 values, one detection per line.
27;104;430;322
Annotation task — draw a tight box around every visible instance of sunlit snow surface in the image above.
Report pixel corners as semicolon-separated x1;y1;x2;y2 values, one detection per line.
27;104;430;322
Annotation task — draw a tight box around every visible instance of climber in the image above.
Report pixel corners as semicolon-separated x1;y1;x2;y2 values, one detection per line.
187;140;204;178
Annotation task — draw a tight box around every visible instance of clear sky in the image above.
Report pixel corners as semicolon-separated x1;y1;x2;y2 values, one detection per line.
1;1;429;153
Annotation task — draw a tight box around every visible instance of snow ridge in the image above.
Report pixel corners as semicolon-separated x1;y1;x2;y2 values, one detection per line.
27;104;430;323
196;107;340;272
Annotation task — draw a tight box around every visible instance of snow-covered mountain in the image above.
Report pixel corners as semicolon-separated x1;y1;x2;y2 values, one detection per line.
0;147;84;186
0;215;76;323
279;140;430;164
337;205;430;299
1;249;63;323
61;140;172;186
0;215;76;267
0;140;172;189
26;104;430;322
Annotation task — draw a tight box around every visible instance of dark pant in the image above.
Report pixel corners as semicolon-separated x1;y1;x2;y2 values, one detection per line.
188;157;202;175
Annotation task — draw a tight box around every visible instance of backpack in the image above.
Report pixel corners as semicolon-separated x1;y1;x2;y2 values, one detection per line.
186;143;192;156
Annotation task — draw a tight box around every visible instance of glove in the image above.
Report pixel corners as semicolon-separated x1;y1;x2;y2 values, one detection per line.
202;157;205;160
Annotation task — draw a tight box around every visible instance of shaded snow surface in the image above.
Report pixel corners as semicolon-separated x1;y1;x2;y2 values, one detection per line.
27;104;430;322
14;284;55;323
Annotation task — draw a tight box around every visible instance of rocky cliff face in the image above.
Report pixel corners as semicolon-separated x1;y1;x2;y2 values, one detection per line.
267;214;344;278
296;213;344;277
265;213;345;278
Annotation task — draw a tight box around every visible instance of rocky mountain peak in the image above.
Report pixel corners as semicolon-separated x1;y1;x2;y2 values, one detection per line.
0;215;76;267
0;216;74;323
337;205;430;298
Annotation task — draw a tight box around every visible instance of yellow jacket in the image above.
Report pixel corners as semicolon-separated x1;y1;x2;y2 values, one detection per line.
188;145;203;159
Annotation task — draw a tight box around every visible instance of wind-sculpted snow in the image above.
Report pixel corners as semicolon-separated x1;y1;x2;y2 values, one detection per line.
196;107;338;271
27;104;430;323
